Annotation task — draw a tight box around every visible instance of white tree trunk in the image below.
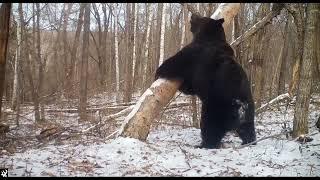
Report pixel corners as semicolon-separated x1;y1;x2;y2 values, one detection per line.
158;3;166;66
142;4;153;88
12;17;20;111
114;6;120;101
131;3;137;80
180;5;186;50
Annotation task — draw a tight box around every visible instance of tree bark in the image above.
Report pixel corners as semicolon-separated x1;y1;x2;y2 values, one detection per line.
119;3;240;141
66;4;85;91
293;3;319;137
12;14;21;111
124;3;133;103
114;4;120;102
36;3;45;121
0;3;11;117
131;3;137;90
142;4;153;90
78;3;90;122
278;16;290;95
286;4;306;97
158;3;167;66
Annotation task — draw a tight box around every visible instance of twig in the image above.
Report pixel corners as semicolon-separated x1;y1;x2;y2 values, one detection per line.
235;129;291;149
178;145;192;169
105;130;119;140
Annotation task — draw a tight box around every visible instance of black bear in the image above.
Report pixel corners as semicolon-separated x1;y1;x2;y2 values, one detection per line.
155;14;257;149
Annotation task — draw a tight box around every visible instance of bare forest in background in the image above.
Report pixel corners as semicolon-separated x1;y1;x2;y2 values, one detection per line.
0;3;319;139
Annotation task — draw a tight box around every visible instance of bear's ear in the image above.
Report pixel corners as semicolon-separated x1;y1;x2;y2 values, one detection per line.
217;18;225;24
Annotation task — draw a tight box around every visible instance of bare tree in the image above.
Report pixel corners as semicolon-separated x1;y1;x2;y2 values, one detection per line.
142;4;153;90
19;3;42;122
124;3;134;103
66;4;85;90
131;3;137;90
79;3;90;122
113;4;120;102
158;3;166;66
293;3;319;137
12;15;21;111
0;3;11;117
286;4;305;97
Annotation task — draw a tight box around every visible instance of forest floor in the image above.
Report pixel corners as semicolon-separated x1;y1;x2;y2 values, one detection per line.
0;92;320;177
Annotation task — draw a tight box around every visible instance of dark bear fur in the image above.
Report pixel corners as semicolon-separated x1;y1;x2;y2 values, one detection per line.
155;14;257;149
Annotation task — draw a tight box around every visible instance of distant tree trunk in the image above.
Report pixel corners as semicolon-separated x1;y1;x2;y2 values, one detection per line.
92;3;107;89
79;3;90;122
102;3;111;90
293;3;319;137
36;3;45;121
278;17;290;95
252;3;270;108
19;3;41;122
114;5;120;102
124;3;133;103
12;15;21;111
142;4;153;91
67;4;85;91
12;17;21;125
180;5;186;50
158;3;166;66
0;3;11;117
131;3;137;90
52;3;66;99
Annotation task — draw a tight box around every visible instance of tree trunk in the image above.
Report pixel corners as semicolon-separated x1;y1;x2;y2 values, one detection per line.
19;3;41;122
252;3;270;108
142;4;153;91
79;3;90;122
67;4;85;91
0;3;11;117
12;14;21;111
119;3;240;141
293;3;319;137
278;16;290;95
36;3;45;121
287;4;305;97
114;5;120;102
124;3;133;103
158;3;166;66
131;3;137;90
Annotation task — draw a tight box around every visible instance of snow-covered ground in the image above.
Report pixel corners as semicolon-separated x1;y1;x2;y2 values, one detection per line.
0;93;319;177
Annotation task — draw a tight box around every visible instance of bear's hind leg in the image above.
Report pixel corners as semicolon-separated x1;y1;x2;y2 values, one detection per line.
197;104;227;149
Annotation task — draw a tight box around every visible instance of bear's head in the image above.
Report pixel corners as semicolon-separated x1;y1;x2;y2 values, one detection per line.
190;14;226;43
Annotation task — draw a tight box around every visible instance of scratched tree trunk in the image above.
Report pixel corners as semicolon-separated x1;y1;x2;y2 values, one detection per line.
119;3;241;141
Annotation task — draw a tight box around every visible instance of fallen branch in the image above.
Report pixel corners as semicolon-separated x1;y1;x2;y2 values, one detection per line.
82;105;134;133
230;3;284;48
255;93;291;114
46;105;129;113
